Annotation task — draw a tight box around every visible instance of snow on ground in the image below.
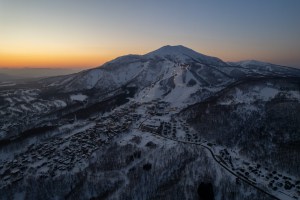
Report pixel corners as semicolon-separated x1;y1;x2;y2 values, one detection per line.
185;69;199;84
111;62;145;85
219;85;300;108
8;107;22;113
70;94;88;102
235;60;271;68
84;69;104;89
21;96;35;103
0;83;16;87
4;98;13;104
164;65;199;107
60;121;95;139
260;87;278;101
135;61;201;108
53;100;67;107
219;86;280;105
164;84;198;107
140;83;164;101
32;103;42;112
49;76;74;87
13;97;23;102
20;104;31;111
116;129;177;151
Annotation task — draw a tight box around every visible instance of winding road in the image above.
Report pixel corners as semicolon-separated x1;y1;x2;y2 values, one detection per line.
150;132;282;200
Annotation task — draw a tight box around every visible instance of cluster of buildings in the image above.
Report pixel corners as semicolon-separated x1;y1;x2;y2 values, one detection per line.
0;103;141;189
146;100;173;116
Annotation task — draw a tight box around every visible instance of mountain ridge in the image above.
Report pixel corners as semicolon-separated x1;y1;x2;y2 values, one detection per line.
40;45;300;93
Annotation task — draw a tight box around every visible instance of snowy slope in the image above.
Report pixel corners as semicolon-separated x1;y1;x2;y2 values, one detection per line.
228;60;300;77
39;45;300;109
42;46;229;89
40;46;236;106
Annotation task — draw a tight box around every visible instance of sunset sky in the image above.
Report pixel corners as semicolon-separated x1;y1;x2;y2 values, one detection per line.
1;0;300;68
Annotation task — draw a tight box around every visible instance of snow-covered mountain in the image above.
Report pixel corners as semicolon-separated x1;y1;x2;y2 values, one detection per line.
40;45;300;106
42;45;229;91
2;45;300;140
1;45;300;200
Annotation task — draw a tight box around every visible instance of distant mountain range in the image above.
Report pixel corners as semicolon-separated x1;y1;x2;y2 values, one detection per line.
0;68;84;81
0;45;299;200
0;73;21;81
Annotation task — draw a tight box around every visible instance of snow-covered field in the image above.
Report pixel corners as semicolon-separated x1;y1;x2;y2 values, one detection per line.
70;94;88;102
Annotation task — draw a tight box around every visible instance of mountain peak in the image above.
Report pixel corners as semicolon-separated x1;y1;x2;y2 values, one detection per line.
145;45;203;58
154;45;190;52
144;45;225;66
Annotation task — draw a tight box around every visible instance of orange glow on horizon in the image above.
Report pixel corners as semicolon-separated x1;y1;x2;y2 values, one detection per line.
1;46;298;69
0;1;299;69
0;44;151;69
0;52;118;68
0;51;272;69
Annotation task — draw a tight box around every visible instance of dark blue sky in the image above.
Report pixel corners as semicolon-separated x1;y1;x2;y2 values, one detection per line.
1;0;300;68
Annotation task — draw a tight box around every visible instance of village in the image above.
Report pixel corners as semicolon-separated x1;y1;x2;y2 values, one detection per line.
0;101;141;188
136;101;300;199
0;99;299;199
